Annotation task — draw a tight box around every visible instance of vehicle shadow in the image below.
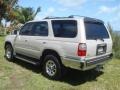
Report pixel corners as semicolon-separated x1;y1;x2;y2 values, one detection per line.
11;58;103;86
12;58;42;73
60;67;103;86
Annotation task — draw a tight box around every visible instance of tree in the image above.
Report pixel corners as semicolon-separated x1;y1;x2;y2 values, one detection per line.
14;6;40;24
0;0;18;24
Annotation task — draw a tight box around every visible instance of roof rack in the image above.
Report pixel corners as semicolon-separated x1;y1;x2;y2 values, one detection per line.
44;15;84;19
68;15;82;18
44;16;69;19
68;15;91;18
44;15;92;19
43;15;103;23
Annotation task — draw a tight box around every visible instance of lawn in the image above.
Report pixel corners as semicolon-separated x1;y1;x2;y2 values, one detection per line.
0;36;120;90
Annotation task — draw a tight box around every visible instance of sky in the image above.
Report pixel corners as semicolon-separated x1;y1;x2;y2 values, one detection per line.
18;0;120;31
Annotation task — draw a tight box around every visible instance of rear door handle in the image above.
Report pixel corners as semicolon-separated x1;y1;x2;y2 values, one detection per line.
42;42;46;44
25;40;28;42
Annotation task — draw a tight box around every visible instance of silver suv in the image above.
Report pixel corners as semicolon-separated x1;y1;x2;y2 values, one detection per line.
4;16;113;79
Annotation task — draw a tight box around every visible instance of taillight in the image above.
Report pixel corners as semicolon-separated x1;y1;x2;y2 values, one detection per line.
77;43;87;57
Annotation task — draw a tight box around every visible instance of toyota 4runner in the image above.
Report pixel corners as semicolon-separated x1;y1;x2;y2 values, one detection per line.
4;16;113;79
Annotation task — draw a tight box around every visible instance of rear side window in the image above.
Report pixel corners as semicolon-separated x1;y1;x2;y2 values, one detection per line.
85;22;109;39
52;20;77;38
31;22;48;36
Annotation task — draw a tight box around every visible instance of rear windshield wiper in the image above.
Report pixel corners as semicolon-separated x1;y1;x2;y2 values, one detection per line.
95;38;104;41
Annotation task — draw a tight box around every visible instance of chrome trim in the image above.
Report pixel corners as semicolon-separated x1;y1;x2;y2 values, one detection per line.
86;55;110;66
6;48;12;59
46;60;57;76
62;53;113;70
61;58;81;70
81;55;111;70
65;56;80;61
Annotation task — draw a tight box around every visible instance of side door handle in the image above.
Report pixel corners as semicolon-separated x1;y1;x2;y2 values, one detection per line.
42;42;46;44
25;40;28;42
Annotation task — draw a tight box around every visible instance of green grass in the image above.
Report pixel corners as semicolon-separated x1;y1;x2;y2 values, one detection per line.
0;36;120;90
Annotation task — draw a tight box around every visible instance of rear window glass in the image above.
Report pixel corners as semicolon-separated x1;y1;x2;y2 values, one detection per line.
52;20;77;38
85;22;109;39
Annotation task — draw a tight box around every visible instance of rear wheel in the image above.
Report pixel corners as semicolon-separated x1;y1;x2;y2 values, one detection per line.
5;44;14;61
42;55;62;80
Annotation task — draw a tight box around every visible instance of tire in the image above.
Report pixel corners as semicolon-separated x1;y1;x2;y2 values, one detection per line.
5;44;14;61
42;55;62;80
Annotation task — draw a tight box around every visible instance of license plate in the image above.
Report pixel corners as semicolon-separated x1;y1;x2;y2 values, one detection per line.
97;44;106;55
98;47;103;53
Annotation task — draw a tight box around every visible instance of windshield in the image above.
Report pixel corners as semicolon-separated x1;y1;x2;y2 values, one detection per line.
85;22;109;40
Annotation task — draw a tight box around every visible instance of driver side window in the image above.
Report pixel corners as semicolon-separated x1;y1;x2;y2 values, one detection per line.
19;23;34;35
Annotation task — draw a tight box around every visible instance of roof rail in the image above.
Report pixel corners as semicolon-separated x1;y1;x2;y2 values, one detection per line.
44;16;56;19
44;16;68;19
68;15;89;18
44;15;89;19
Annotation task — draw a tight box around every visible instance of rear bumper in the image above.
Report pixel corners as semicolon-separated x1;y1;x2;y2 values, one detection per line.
62;53;113;71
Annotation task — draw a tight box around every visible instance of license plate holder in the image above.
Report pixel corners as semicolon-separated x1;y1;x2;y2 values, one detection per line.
96;44;106;55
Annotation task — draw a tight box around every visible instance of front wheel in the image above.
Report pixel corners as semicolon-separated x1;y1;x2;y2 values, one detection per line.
5;44;14;61
42;55;62;80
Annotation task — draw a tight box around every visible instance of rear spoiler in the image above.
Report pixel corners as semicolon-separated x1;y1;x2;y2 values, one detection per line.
84;17;104;24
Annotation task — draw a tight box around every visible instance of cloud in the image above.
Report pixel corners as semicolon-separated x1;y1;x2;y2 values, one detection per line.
98;5;120;14
98;5;120;30
58;8;68;12
53;0;117;8
53;0;86;7
44;7;55;16
97;4;120;30
95;0;116;2
108;10;120;30
34;7;55;20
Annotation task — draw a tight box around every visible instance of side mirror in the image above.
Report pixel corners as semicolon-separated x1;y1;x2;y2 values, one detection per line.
11;30;18;35
17;30;19;35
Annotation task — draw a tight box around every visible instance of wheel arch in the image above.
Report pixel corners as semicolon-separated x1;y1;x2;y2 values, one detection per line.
40;49;63;66
4;41;13;49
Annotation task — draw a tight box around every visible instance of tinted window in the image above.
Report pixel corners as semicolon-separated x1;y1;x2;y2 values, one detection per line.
52;20;77;38
85;22;109;39
19;23;34;35
31;22;48;36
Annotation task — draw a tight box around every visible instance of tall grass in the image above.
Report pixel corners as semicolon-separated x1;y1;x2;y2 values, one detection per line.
0;26;5;36
112;33;120;59
108;23;120;59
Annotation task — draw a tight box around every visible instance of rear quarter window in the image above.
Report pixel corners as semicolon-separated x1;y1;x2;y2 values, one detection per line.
52;20;77;38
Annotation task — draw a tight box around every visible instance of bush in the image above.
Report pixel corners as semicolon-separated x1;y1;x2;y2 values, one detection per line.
107;23;120;59
112;33;120;59
0;26;5;36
